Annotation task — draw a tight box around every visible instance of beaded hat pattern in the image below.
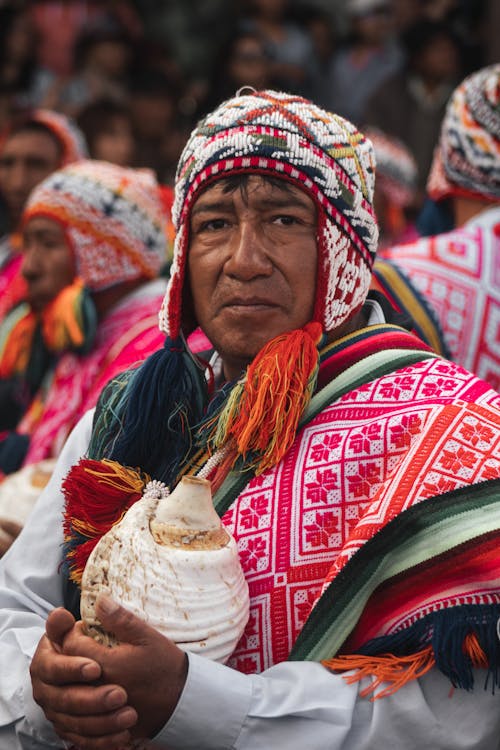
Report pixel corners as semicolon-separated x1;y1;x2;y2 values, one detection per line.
427;64;500;203
23;160;166;291
161;89;378;338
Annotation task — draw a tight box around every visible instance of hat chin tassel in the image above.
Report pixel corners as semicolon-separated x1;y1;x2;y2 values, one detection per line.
201;322;323;476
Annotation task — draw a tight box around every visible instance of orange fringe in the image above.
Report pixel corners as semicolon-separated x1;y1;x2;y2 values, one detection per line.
228;322;322;473
41;278;86;351
463;631;489;668
0;308;37;377
322;646;435;700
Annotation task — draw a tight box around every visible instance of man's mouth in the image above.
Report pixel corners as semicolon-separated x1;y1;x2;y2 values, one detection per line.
222;295;278;310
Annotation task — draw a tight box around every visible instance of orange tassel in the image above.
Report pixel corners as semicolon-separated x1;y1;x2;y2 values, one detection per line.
322;646;435;700
463;631;489;669
228;322;322;473
0;305;37;377
41;278;86;351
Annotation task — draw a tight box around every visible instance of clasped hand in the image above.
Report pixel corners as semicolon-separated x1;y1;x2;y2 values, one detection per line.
30;596;188;749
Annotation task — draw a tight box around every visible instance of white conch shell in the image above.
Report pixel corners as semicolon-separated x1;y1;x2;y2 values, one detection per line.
80;475;249;663
0;458;56;528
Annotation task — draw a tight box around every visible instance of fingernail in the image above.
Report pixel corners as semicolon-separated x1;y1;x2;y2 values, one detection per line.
97;594;120;615
116;707;137;729
105;687;126;710
81;661;99;680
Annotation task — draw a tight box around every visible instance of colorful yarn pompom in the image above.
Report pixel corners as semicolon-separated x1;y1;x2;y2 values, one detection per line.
41;278;97;354
200;322;323;475
62;457;149;584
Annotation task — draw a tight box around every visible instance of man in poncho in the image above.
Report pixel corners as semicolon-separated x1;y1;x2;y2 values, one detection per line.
0;86;499;749
380;63;500;390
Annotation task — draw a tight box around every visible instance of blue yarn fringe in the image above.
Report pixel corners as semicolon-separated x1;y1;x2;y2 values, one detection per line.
358;604;500;692
89;337;208;485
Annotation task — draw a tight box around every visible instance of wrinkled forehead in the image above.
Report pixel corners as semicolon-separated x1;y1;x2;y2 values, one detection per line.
189;172;319;215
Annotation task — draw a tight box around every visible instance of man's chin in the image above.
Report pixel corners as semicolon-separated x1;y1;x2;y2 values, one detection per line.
26;294;49;313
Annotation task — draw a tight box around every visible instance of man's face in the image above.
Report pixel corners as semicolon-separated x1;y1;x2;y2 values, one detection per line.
21;217;75;312
188;175;318;380
0;130;61;226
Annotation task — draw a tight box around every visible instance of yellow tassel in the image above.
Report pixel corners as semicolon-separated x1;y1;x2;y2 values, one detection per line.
82;458;149;493
322;646;435;700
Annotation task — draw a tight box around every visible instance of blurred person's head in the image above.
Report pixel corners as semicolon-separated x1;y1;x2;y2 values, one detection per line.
347;0;396;46
364;126;418;243
128;70;179;142
77;99;135;166
427;64;500;209
390;0;424;34
73;29;133;79
21;159;166;313
403;20;462;86
0;7;38;67
248;0;290;22
0;110;87;229
226;32;271;92
303;9;337;66
203;30;271;116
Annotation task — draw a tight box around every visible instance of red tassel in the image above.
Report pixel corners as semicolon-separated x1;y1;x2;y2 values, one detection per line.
63;458;149;583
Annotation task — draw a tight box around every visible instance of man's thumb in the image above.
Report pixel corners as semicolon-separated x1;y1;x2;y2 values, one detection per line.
95;594;151;645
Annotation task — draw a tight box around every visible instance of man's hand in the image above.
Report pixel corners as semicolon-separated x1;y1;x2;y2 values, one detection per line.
62;595;189;742
0;518;23;557
31;607;137;749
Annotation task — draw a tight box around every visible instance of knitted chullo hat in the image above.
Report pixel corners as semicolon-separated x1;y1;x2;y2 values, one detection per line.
365;127;418;208
23;159;166;291
161;89;378;339
427;64;500;203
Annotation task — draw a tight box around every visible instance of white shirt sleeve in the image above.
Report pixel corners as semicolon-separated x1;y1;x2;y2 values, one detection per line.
0;409;94;749
157;652;500;750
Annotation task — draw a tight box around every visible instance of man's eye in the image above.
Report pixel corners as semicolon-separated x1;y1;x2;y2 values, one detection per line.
199;218;228;231
273;215;298;226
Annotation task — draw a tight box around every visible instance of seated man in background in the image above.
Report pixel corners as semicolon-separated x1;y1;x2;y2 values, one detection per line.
0;108;88;321
379;64;500;390
0;89;499;749
0;159;168;554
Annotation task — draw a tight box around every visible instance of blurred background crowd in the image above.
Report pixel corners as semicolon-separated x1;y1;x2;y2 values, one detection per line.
0;0;498;212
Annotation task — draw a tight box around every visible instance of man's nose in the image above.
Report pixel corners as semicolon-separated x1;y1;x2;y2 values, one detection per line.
224;220;273;279
21;244;42;278
7;161;30;193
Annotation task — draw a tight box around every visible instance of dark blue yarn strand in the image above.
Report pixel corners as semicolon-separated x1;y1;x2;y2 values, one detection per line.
108;337;208;484
358;604;500;692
